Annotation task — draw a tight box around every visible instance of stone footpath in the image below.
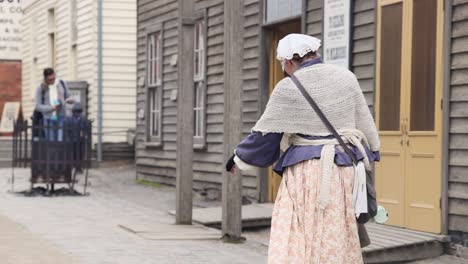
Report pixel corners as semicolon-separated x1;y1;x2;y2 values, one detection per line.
0;164;465;264
0;213;80;264
0;167;267;264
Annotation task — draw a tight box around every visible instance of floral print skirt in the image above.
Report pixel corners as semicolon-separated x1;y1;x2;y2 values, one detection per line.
268;159;363;264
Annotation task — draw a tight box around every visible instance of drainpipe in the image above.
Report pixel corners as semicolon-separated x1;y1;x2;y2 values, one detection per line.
441;0;453;236
97;0;103;163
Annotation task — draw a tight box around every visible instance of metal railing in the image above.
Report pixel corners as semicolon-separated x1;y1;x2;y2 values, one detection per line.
11;119;92;194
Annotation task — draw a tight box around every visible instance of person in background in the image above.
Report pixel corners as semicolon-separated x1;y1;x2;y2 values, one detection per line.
34;68;73;141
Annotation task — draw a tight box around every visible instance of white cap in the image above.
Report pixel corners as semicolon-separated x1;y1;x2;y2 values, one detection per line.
276;34;321;61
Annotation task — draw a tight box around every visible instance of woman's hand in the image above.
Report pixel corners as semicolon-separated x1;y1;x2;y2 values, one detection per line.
225;154;236;173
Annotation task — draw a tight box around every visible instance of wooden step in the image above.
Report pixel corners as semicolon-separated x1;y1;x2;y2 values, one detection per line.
363;223;448;263
169;203;273;228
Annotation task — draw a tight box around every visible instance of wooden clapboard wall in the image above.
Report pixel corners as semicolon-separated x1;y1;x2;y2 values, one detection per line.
352;0;377;110
192;0;232;194
135;0;258;197
305;0;323;38
448;0;468;240
135;0;378;200
240;0;263;195
136;0;179;184
22;0;137;144
242;0;262;139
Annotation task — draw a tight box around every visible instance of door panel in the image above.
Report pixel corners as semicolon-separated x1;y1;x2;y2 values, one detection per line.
267;20;301;202
410;0;437;132
376;0;443;233
375;134;405;227
404;0;443;233
378;3;403;132
375;1;405;228
406;135;440;232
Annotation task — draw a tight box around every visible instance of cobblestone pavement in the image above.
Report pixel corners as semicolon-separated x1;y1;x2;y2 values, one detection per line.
0;166;268;264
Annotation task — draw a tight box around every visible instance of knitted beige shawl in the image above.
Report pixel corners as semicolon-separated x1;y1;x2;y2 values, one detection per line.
252;63;380;152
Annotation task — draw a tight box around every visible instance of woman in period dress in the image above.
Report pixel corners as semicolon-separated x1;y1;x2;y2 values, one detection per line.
227;34;380;264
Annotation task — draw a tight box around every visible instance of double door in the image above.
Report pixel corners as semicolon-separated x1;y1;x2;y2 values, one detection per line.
375;0;444;233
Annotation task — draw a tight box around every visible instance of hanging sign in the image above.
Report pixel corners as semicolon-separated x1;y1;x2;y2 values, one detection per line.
323;0;351;69
0;0;23;60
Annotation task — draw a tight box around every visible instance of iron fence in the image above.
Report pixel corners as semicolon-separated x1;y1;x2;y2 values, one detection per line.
11;119;92;194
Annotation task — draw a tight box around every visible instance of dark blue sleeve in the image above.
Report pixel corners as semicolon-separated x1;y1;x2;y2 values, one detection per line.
235;132;283;168
372;151;381;162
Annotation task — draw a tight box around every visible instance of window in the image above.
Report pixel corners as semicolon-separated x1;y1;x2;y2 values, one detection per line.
378;3;402;131
70;0;78;79
265;0;302;24
194;20;205;82
147;31;163;142
31;16;38;94
410;0;437;131
48;8;56;68
148;33;162;86
71;0;78;43
149;87;161;139
193;18;206;148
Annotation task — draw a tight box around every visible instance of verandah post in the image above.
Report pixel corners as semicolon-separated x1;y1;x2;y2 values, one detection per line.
222;0;244;240
175;0;196;224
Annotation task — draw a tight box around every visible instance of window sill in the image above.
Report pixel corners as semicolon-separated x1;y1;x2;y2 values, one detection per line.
194;143;206;151
194;137;206;151
144;142;163;149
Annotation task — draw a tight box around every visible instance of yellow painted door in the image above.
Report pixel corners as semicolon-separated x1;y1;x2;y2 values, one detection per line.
375;0;444;233
267;20;301;202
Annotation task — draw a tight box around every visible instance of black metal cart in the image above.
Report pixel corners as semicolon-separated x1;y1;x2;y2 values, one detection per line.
11;118;92;194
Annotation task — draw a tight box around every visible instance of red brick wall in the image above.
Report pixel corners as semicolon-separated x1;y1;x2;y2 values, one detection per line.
0;60;22;121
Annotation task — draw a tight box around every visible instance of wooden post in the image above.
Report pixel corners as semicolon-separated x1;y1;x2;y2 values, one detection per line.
176;0;195;225
258;23;270;203
222;0;244;239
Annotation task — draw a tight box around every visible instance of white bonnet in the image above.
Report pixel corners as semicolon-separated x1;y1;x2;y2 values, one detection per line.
276;34;321;61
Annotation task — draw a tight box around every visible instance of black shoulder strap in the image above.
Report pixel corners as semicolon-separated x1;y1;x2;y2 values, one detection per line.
60;80;69;99
41;85;46;104
290;74;358;165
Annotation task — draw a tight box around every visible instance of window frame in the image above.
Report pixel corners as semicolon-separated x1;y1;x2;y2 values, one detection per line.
47;8;56;68
263;0;303;25
70;0;78;45
145;24;164;145
193;11;208;149
147;32;163;87
69;0;78;79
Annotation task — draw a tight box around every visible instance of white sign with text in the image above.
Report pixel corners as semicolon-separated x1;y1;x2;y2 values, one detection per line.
323;0;351;69
0;102;20;133
0;0;23;60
